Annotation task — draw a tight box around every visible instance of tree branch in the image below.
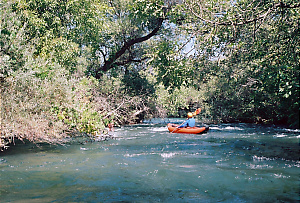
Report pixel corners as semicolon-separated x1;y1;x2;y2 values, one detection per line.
114;57;149;66
95;18;164;78
185;2;300;26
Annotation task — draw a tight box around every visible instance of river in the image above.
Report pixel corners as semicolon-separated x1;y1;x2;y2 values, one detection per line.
0;119;299;202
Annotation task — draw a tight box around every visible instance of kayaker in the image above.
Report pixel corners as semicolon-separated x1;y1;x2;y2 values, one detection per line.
178;112;195;128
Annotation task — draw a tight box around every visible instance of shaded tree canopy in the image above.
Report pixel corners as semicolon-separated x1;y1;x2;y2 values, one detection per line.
176;0;299;127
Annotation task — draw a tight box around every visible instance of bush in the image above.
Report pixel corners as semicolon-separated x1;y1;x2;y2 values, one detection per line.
0;58;108;149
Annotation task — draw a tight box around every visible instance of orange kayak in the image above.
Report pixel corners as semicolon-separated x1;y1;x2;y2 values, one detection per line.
167;123;209;134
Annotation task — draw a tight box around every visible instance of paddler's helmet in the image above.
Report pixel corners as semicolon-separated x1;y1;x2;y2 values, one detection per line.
187;112;193;118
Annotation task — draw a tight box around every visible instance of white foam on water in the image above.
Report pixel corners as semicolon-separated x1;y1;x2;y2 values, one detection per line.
209;126;222;130
124;153;143;157
249;163;274;169
160;152;177;158
209;126;244;131
273;173;290;179
152;127;168;132
179;165;195;168
125;137;139;140
80;147;89;151
224;126;244;131
273;134;288;138
124;152;156;157
283;128;300;133
252;155;275;161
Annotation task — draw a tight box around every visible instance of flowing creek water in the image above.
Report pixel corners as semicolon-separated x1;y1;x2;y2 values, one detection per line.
1;119;299;202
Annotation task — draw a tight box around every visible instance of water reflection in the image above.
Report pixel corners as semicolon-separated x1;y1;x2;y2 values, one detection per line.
1;121;299;202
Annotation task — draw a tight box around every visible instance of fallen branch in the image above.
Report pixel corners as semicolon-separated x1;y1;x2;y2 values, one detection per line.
103;99;126;119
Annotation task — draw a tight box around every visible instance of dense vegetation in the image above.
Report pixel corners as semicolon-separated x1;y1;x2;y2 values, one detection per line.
1;0;299;150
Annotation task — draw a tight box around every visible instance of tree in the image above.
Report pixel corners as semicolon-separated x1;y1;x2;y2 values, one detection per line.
86;0;168;78
180;0;299;127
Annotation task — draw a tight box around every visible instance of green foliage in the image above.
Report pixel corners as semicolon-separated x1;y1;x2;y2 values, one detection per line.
0;2;30;77
150;40;196;90
49;76;106;135
84;0;169;76
39;38;79;72
122;67;155;97
129;0;165;26
155;84;204;117
176;0;300;128
9;0;104;72
1;58;106;143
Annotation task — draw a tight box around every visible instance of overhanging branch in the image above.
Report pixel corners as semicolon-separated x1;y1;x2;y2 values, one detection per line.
185;2;300;26
114;57;149;66
95;18;164;78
